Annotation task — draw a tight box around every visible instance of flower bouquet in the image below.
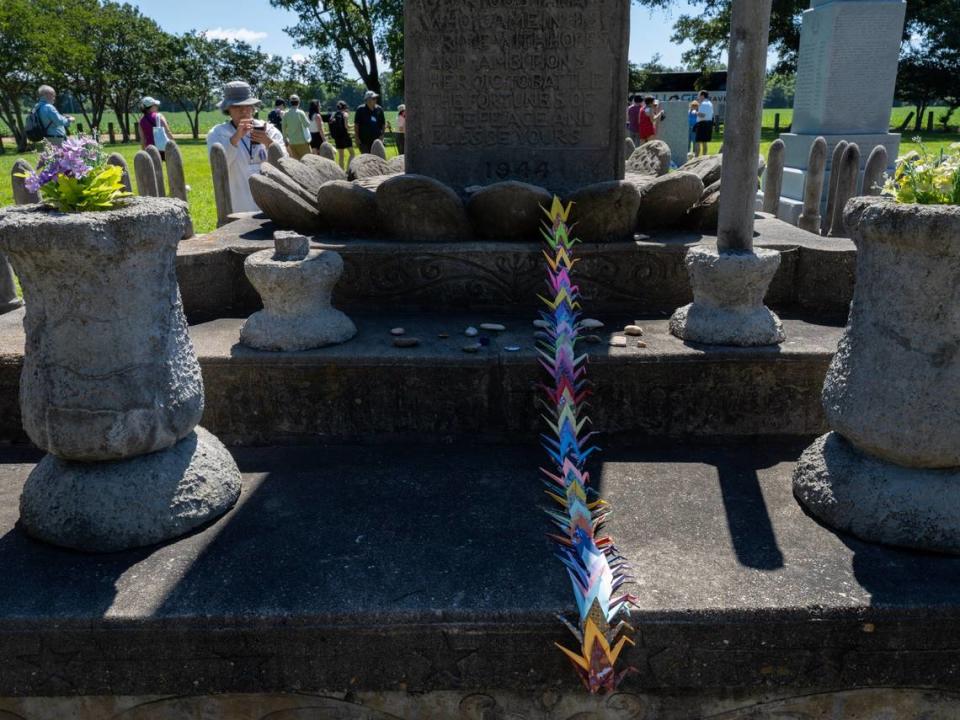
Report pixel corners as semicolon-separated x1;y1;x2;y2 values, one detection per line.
883;140;960;206
17;135;131;212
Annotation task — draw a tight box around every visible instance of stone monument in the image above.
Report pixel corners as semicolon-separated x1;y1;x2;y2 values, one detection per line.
774;0;905;224
657;100;692;168
404;0;630;194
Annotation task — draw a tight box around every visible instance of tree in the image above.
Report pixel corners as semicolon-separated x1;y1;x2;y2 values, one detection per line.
628;54;668;92
0;0;49;151
54;0;118;132
104;3;169;142
764;71;795;109
267;0;404;96
895;0;960;132
163;32;229;139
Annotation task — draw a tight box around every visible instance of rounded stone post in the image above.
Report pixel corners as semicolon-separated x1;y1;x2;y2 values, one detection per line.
670;0;783;348
165;140;188;202
267;142;285;168
134;150;158;197
797;137;827;234
716;0;772;252
0;197;240;552
761;138;785;215
106;152;132;193
794;199;960;553
240;231;357;351
822;140;848;234
319;142;337;161
827;143;860;238
861;145;888;197
146;145;166;197
624;136;637;159
370;139;387;160
210;143;234;227
11;159;40;205
0;254;23;315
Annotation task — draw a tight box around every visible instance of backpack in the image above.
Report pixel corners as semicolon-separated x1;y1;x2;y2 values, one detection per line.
329;111;345;134
24;106;50;142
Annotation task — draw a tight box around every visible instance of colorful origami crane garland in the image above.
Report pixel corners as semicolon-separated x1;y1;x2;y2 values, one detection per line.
537;198;637;693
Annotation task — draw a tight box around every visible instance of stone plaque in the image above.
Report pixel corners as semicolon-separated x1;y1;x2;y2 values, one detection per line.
791;0;906;135
404;0;630;194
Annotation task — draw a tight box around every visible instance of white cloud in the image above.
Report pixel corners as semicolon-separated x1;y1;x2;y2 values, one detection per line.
291;53;307;64
204;27;268;43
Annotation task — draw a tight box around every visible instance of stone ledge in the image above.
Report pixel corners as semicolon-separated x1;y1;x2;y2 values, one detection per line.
2;439;960;699
176;214;856;323
0;310;843;445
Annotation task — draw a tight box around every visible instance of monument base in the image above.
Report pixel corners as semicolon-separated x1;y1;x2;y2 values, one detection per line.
670;246;785;347
19;427;241;552
793;432;960;555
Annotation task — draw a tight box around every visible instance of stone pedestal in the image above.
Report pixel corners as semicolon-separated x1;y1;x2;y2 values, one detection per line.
775;0;905;224
794;199;960;552
241;233;356;351
0;197;240;552
669;247;785;347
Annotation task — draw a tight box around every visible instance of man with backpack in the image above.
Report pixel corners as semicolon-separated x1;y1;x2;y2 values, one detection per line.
26;86;73;145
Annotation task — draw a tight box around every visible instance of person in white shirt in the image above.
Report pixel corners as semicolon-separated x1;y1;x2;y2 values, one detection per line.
693;90;715;157
206;81;286;214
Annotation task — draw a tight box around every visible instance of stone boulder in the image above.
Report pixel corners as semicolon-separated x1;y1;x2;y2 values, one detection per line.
387;155;405;174
624;172;656;196
276;156;329;198
249;174;321;234
301;155;348;183
466;181;553;240
370;139;387;159
624;136;636;159
354;174;399;193
636;172;705;231
687;189;720;234
566;180;641;243
261;163;319;208
316;180;380;234
348;154;392;181
680;154;723;186
625;140;671;177
376;174;472;241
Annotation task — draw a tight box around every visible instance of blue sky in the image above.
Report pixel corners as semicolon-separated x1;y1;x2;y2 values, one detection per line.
128;0;712;72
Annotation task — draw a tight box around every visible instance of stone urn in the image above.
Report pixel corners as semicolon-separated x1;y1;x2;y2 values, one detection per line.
793;198;960;552
240;232;356;351
0;197;241;552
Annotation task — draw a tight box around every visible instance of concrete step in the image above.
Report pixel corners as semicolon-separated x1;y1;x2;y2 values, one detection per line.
2;438;959;703
177;213;856;323
0;309;843;446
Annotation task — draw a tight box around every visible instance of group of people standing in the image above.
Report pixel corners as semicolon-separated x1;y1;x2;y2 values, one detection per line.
204;80;411;215
626;89;715;158
264;90;406;169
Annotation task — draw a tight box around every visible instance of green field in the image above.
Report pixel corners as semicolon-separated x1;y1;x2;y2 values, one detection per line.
1;106;956;236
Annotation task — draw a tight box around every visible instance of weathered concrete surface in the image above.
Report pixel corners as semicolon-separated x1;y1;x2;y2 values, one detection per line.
19;427;241;552
0;308;841;445
3;438;960;702
173;213;855;322
794;432;960;554
825;200;960;468
0;198;202;461
6;687;960;719
671;247;785;347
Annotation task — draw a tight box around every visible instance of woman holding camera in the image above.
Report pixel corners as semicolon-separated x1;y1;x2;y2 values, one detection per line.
206;81;286;213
